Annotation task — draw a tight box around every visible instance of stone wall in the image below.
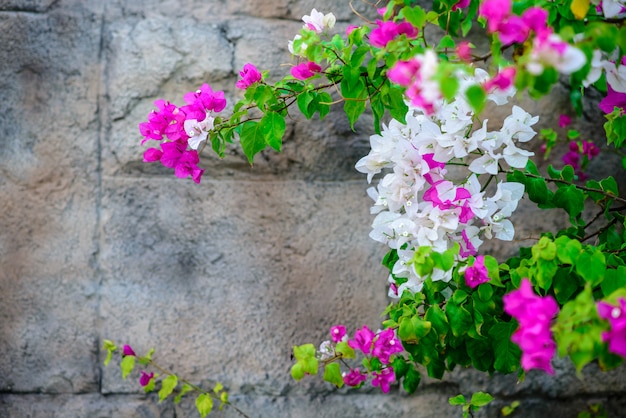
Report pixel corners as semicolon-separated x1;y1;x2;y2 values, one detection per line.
0;1;625;417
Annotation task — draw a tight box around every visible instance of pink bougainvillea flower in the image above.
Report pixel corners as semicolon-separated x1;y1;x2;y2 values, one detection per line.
558;114;572;128
291;61;322;80
503;278;559;374
582;140;599;158
139;99;185;143
484;67;516;92
599;85;626;114
139;371;155;387
346;25;359;36
452;0;470;10
521;7;550;37
369;20;418;48
371;328;403;364
235;63;262;89
181;84;227;120
387;59;421;86
348;325;376;355
498;15;529;45
478;0;512;32
456;41;473;62
464;256;490;288
597;298;626;357
343;368;367;387
122;345;136;357
146;140;205;184
330;325;346;343
371;367;395;393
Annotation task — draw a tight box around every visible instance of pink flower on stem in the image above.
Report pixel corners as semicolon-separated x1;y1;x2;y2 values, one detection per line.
369;20;418;48
139;371;155;387
464;256;490;288
330;325;346;343
558;114;572;128
144;140;204;184
479;0;512;32
371;367;395;393
597;298;626;357
599;85;626;114
348;325;376;355
181;84;227;120
521;7;550;38
484;67;516;92
497;15;529;45
503;279;559;374
456;41;473;62
235;63;262;89
371;329;403;364
291;61;322;80
343;368;368;387
138;100;185;143
346;25;359;36
452;0;470;10
122;345;136;356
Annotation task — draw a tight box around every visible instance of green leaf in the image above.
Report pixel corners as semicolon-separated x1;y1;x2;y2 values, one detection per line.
259;112;285;152
291;344;319;380
158;374;178;402
555;236;582;265
446;301;473;338
297;90;316;119
174;383;194;404
403;367;421;394
103;340;117;367
553;268;579;304
601;267;626;297
335;341;356;359
398;315;432;343
466;336;494;372
143;374;157;393
449;394;466;406
470;391;494;407
344;99;367;131
121;355;135;380
604;110;626;148
553;184;585;223
465;84;486;114
575;250;606;286
402;5;426;28
195;393;214;418
239;121;266;164
437;34;456;50
323;363;344;388
489;322;521;374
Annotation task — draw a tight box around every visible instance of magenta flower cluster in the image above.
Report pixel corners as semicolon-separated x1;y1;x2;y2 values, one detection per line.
503;279;559;374
368;19;418;48
291;61;322;80
464;256;490;289
341;325;403;393
562;140;600;181
139;84;227;184
479;0;550;46
597;298;626;358
235;63;262;89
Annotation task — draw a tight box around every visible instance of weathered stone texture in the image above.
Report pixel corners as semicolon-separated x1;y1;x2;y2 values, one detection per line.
1;0;626;417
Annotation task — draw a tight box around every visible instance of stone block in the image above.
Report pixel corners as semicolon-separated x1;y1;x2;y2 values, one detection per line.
99;177;388;395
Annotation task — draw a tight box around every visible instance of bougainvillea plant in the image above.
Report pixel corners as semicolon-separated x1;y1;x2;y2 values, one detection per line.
104;0;626;416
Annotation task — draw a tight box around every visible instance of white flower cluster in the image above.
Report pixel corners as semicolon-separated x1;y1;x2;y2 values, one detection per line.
356;69;537;296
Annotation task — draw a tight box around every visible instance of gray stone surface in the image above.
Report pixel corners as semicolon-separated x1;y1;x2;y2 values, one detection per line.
1;0;626;417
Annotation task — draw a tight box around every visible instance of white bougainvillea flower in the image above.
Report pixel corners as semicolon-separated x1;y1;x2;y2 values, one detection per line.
302;8;336;33
184;116;214;150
